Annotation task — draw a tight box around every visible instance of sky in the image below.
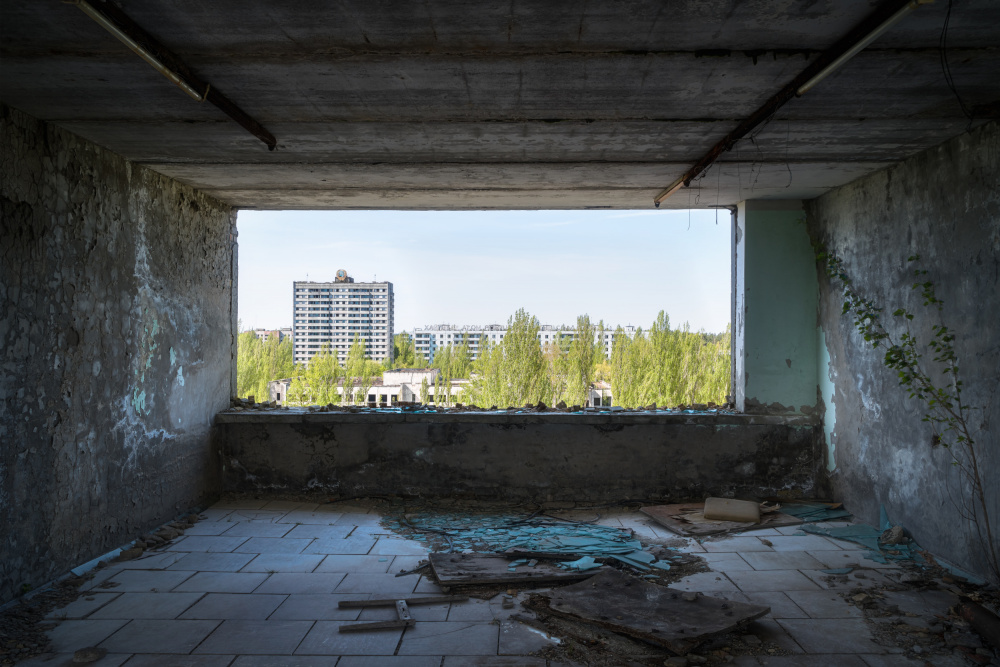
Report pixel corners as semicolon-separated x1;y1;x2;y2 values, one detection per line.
237;209;732;334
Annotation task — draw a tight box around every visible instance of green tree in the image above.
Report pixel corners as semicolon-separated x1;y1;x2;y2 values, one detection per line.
469;309;550;407
236;330;297;401
419;376;430;404
392;332;417;368
305;344;341;405
564;315;603;406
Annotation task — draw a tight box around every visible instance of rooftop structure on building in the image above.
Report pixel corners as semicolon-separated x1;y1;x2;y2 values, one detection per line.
411;323;637;361
293;271;394;365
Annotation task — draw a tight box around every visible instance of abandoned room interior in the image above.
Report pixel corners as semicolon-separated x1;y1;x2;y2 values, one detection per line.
1;0;998;665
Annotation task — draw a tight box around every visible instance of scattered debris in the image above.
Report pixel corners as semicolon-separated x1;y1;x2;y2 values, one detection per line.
800;523;924;565
430;553;602;588
540;569;770;655
640;502;803;537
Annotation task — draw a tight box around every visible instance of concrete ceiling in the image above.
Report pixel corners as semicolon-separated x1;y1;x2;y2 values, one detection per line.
2;1;998;209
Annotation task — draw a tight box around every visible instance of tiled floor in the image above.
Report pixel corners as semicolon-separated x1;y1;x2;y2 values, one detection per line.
25;502;966;666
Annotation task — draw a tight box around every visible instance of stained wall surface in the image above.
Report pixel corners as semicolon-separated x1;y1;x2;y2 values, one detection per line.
0;105;235;603
218;412;826;503
808;121;999;578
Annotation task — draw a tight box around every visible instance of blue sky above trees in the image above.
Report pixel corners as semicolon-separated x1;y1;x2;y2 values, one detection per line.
237;209;731;333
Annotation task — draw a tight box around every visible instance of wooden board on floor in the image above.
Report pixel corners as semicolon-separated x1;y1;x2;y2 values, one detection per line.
429;553;602;587
542;569;770;655
640;503;802;537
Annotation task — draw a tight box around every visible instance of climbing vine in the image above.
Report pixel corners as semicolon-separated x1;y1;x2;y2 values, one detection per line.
819;249;997;583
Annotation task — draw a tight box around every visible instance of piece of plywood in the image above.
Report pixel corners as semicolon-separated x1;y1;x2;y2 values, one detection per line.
640;503;802;537
542;569;770;654
429;553;601;587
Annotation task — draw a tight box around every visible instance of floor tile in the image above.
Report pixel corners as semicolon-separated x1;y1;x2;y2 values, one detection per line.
757;656;867;666
227;509;289;523
195;619;314;654
256;573;347;595
727;569;821;592
314;555;393;573
740;551;828;571
498;619;561;655
295;621;404;655
233;657;343;666
412;576;445;594
807;550;899;570
221;520;296;538
241;554;325;573
333;513;383;527
46;620;128;652
702;552;754;572
860;655;964;667
45;592;121;620
172;572;269;594
110;552;186;570
284;524;355;540
368;539;428;556
703;536;775;553
183;522;238;536
339;658;443;667
785;589;863;618
117;655;235;666
388;556;428;575
670;571;739;593
89;592;204;619
167;552;257;572
179;593;287;620
17;652;130;666
197;509;236;522
397;621;499;655
99;619;221;653
334;573;418;596
800;569;891;591
269;594;369;621
745;618;804;653
743;592;808;619
235;537;314;554
165;536;250;553
304;537;376;555
761;535;844;551
278;510;346;525
776;618;884;653
447;598;497;622
104;570;195;592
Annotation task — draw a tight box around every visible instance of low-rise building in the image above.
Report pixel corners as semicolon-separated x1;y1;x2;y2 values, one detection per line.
252;327;292;342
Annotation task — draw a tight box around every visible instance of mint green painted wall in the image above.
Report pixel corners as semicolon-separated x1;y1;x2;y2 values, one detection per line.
742;202;818;412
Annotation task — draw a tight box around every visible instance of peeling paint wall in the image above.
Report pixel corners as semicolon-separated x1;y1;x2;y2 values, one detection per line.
0;105;235;603
218;413;826;502
807;121;1000;578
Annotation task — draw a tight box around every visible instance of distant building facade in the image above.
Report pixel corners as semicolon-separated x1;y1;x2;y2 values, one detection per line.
269;368;466;406
412;323;636;362
293;270;394;365
253;327;292;342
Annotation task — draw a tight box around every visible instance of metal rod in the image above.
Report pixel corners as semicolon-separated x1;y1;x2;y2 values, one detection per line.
653;0;931;207
68;0;276;150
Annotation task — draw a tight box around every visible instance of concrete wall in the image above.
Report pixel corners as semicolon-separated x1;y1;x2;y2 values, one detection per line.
218;413;825;502
807;121;999;578
0;105;235;603
734;201;819;415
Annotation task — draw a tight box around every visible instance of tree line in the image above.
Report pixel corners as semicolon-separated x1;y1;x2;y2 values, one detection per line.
236;310;730;408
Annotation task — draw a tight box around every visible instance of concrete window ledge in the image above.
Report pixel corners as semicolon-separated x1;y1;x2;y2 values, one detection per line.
216;411;825;502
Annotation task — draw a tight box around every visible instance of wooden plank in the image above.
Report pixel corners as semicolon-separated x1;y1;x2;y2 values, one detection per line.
429;553;601;587
338;619;414;633
338;595;469;608
640;503;802;537
542;569;771;655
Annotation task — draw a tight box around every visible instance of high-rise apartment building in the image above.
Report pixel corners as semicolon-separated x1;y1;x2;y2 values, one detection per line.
292;270;394;365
